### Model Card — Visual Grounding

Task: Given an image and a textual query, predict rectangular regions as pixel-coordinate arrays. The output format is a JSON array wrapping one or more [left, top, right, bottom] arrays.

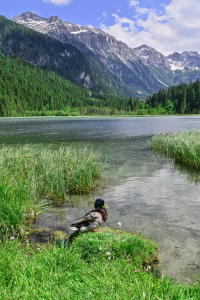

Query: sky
[[1, 0, 200, 55]]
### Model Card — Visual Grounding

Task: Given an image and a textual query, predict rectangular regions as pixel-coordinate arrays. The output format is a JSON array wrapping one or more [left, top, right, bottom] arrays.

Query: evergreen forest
[[0, 53, 131, 117], [146, 79, 200, 114]]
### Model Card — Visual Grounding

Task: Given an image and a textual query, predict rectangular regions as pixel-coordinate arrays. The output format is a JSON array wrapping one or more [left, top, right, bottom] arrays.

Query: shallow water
[[1, 116, 200, 283]]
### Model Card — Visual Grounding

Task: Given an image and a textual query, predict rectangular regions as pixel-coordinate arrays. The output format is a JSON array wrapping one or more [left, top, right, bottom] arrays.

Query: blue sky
[[1, 0, 200, 55]]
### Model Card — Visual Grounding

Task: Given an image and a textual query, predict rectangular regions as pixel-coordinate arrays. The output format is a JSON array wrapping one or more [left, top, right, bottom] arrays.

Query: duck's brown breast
[[98, 207, 108, 222]]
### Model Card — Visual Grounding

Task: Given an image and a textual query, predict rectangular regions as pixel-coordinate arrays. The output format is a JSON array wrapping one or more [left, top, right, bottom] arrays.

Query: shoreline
[[0, 114, 200, 120]]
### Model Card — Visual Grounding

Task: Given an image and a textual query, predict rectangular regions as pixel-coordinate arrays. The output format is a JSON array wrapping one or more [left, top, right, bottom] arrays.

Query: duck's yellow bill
[[103, 204, 109, 208]]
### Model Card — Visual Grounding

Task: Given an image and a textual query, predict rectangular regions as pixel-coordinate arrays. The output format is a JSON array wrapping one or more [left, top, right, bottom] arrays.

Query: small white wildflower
[[117, 222, 121, 227], [108, 256, 111, 260], [89, 238, 93, 241], [106, 233, 109, 235], [99, 246, 102, 250], [10, 236, 15, 241], [37, 248, 40, 250], [148, 265, 151, 270], [105, 251, 111, 256], [143, 292, 146, 298]]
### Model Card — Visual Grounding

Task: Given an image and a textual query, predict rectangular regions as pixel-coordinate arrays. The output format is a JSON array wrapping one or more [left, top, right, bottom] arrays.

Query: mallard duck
[[69, 199, 108, 232]]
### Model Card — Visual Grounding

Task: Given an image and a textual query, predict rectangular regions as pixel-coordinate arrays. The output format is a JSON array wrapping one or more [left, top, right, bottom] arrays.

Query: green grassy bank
[[0, 228, 200, 299], [150, 130, 200, 169], [0, 144, 102, 236]]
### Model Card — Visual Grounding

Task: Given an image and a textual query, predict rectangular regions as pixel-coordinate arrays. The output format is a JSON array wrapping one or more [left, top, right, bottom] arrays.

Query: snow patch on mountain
[[71, 30, 90, 34]]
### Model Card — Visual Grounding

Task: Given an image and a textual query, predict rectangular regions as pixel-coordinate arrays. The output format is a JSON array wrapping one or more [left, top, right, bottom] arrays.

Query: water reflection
[[152, 150, 200, 184]]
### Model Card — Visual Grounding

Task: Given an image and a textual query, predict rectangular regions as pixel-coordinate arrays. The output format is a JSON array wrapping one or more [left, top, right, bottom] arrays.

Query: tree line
[[146, 79, 200, 114]]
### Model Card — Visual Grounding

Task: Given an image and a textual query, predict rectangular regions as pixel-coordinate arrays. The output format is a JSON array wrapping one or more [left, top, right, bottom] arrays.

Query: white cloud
[[135, 7, 149, 15], [146, 0, 156, 7], [103, 11, 108, 18], [87, 24, 93, 28], [43, 0, 72, 6], [101, 14, 137, 43], [101, 0, 200, 55], [32, 10, 40, 15], [129, 0, 139, 6]]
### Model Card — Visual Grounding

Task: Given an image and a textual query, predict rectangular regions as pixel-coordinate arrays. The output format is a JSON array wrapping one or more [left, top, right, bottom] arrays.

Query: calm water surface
[[1, 116, 200, 283]]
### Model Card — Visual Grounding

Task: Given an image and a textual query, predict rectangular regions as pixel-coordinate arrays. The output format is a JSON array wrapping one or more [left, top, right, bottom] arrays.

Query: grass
[[0, 228, 200, 299], [0, 144, 102, 236], [150, 130, 200, 169]]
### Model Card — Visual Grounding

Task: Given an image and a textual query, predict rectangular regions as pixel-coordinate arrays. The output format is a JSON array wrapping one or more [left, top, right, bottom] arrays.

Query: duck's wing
[[70, 210, 101, 227]]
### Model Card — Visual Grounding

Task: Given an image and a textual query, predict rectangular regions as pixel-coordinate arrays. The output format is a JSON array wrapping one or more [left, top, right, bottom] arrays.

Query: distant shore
[[1, 113, 199, 119]]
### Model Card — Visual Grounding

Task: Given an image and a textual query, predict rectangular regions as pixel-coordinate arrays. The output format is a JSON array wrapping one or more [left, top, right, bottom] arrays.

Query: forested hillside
[[146, 79, 200, 114], [0, 15, 120, 95], [0, 53, 130, 117], [2, 39, 200, 117]]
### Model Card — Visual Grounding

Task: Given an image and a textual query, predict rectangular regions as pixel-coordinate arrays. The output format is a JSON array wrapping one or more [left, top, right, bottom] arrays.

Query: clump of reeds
[[150, 130, 200, 169], [0, 144, 102, 235]]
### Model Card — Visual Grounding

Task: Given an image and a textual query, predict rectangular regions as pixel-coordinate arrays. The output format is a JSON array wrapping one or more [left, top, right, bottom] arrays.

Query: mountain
[[10, 12, 200, 98], [0, 15, 96, 90], [12, 12, 172, 98], [0, 15, 125, 96], [134, 45, 170, 68], [166, 51, 200, 70], [134, 45, 200, 85]]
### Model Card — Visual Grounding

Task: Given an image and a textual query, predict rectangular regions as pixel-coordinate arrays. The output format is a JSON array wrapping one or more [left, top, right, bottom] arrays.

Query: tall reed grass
[[150, 130, 200, 169], [0, 144, 102, 236]]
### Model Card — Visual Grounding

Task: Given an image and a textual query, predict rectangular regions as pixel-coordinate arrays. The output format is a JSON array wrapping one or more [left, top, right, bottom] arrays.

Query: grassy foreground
[[0, 228, 200, 299], [150, 130, 200, 169], [0, 144, 102, 236]]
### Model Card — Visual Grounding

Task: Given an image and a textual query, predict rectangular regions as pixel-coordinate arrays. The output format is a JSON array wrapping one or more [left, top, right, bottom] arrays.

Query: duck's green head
[[94, 199, 108, 209]]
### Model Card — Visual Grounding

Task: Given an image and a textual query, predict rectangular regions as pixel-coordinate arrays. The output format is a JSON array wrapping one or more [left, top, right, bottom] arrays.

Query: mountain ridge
[[11, 12, 200, 98], [12, 12, 171, 98]]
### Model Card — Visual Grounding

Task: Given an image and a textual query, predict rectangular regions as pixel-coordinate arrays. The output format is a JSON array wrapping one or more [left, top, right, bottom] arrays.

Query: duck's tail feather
[[69, 226, 79, 231]]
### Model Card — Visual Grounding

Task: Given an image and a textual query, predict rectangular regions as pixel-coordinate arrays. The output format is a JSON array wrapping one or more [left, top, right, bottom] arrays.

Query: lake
[[1, 115, 200, 283]]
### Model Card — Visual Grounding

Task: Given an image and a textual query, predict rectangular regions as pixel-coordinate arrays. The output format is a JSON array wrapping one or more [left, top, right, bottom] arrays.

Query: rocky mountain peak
[[48, 16, 61, 22], [166, 51, 200, 70], [12, 12, 44, 22], [166, 52, 182, 61], [47, 15, 65, 27], [181, 51, 200, 57], [134, 44, 169, 68], [134, 44, 154, 51]]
